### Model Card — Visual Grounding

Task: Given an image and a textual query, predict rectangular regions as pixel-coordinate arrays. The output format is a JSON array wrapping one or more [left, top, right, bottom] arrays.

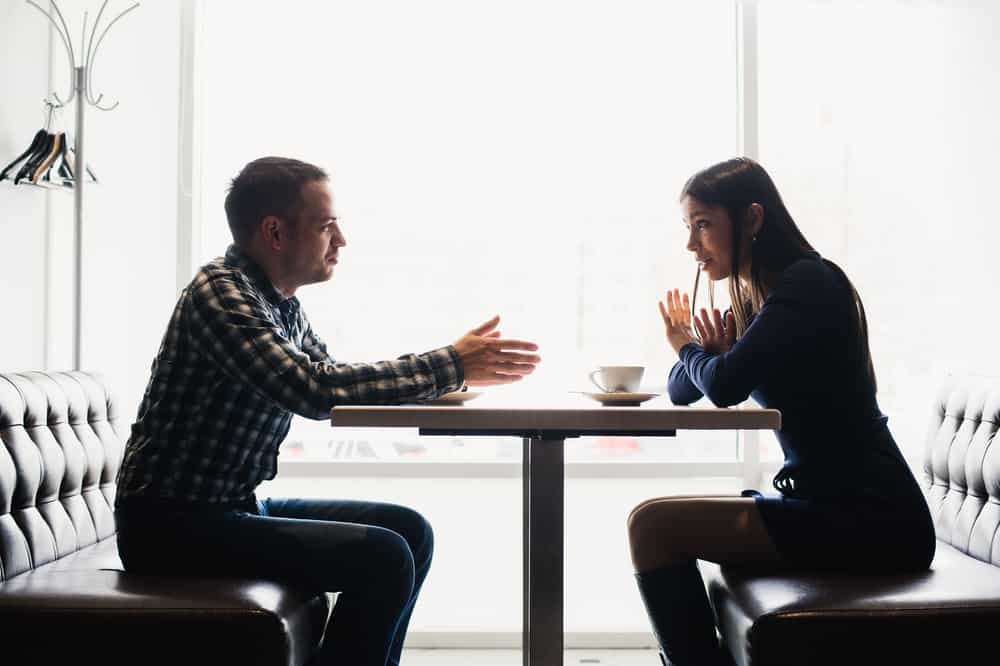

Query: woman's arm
[[668, 360, 704, 405], [681, 265, 825, 407]]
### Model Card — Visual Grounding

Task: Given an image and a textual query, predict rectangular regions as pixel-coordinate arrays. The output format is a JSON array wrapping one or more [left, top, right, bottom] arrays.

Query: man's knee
[[382, 505, 434, 564], [362, 528, 417, 596]]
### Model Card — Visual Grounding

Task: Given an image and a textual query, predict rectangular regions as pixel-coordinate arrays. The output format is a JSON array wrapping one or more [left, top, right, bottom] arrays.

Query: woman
[[628, 158, 934, 666]]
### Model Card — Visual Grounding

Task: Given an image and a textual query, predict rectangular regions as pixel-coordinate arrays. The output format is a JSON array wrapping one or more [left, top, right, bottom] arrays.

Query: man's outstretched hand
[[452, 315, 541, 386]]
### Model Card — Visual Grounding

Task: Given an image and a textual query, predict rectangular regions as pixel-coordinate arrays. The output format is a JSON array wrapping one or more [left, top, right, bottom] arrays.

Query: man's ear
[[260, 215, 284, 250], [748, 203, 764, 238]]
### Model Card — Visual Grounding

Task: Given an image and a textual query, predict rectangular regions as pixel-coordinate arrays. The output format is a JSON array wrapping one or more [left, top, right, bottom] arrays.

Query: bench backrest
[[923, 377, 1000, 566], [0, 371, 123, 581]]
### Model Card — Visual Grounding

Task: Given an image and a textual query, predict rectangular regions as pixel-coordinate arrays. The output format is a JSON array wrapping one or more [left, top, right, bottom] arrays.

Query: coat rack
[[25, 0, 139, 371]]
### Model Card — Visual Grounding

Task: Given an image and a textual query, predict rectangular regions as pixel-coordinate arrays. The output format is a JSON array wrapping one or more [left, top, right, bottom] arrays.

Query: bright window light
[[198, 0, 739, 462]]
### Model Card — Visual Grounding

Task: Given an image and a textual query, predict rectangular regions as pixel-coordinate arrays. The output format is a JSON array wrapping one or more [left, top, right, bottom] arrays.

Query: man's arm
[[301, 315, 332, 363], [186, 273, 463, 419]]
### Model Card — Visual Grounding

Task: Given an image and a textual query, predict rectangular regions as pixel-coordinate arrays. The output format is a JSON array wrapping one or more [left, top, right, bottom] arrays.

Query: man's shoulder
[[187, 256, 253, 296]]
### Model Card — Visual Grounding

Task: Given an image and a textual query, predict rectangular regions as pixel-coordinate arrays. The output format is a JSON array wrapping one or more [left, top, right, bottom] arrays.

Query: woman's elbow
[[704, 385, 749, 408], [667, 384, 699, 406]]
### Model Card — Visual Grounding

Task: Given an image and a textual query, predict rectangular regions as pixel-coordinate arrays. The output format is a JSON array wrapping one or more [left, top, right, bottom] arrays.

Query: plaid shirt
[[116, 244, 463, 505]]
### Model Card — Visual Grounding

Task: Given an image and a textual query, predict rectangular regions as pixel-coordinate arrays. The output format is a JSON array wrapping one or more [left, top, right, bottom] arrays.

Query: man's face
[[283, 180, 346, 288]]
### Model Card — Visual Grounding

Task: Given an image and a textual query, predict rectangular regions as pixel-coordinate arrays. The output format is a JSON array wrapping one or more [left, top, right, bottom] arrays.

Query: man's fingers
[[469, 315, 501, 336], [493, 351, 542, 364], [484, 331, 502, 338], [488, 361, 537, 375], [489, 338, 540, 352], [467, 372, 526, 386]]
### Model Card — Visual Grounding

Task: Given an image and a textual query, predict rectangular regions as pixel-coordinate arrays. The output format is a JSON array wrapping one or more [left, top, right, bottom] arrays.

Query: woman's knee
[[627, 496, 780, 570], [627, 499, 684, 569], [627, 497, 683, 543]]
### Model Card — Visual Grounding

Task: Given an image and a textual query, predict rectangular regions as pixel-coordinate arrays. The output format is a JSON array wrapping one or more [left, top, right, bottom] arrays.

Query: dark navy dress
[[668, 254, 935, 572]]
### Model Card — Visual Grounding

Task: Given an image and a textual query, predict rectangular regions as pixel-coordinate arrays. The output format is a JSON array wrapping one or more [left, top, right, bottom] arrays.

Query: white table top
[[330, 395, 780, 433]]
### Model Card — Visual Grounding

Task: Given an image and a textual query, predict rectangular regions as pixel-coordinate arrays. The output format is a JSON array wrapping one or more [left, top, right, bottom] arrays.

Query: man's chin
[[301, 268, 335, 287]]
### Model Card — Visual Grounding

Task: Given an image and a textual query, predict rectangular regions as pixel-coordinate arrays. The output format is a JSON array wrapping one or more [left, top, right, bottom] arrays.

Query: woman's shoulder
[[770, 253, 844, 302]]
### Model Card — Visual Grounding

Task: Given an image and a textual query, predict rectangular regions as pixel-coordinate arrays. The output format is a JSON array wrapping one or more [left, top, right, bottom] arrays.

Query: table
[[329, 399, 780, 666]]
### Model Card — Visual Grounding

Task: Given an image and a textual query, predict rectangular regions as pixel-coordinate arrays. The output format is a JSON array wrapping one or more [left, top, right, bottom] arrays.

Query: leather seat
[[0, 371, 330, 666], [705, 377, 1000, 666]]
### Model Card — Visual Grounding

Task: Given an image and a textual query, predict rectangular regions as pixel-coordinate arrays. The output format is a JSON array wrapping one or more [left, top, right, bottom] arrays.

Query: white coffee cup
[[589, 365, 644, 393]]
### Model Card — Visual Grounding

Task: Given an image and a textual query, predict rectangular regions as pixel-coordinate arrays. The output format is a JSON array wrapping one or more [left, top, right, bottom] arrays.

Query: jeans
[[115, 496, 434, 666]]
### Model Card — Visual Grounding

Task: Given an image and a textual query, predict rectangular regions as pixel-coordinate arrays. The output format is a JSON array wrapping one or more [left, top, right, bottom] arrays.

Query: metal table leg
[[523, 436, 564, 666]]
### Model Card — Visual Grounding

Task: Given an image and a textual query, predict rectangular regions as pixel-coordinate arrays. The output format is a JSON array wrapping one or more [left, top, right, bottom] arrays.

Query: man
[[114, 156, 541, 666]]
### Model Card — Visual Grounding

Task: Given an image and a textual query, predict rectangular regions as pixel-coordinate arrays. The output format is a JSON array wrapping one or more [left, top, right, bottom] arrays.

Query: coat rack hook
[[26, 0, 76, 108], [26, 0, 139, 112], [44, 100, 57, 131], [86, 1, 140, 110]]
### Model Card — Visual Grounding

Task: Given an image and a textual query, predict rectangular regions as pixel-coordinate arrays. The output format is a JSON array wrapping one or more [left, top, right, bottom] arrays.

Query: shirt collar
[[224, 244, 292, 308]]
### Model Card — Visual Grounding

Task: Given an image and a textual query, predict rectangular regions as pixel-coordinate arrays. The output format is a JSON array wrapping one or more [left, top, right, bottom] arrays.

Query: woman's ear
[[748, 203, 764, 240]]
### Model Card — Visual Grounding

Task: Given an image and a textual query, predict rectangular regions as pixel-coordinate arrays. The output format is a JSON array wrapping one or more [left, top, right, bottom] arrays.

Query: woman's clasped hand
[[658, 288, 736, 355]]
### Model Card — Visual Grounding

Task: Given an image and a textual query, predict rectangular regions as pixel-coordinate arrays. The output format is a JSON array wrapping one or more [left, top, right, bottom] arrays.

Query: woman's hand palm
[[658, 289, 737, 357], [658, 289, 698, 355], [694, 307, 737, 355]]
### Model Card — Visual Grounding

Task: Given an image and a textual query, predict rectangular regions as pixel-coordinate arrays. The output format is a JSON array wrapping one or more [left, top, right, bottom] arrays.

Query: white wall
[[0, 1, 51, 372], [72, 0, 182, 416], [0, 0, 182, 420]]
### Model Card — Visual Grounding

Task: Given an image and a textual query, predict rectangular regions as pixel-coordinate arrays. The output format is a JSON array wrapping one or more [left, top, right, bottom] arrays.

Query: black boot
[[634, 560, 733, 666]]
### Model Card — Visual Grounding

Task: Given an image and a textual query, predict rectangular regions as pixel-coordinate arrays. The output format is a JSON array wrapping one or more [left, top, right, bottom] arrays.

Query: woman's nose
[[685, 232, 698, 253]]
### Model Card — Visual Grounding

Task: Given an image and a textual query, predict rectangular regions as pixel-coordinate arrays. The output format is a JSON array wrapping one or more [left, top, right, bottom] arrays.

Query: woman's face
[[681, 195, 736, 281]]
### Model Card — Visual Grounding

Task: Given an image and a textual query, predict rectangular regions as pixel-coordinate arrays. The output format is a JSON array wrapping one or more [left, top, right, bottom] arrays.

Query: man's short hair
[[224, 157, 329, 245]]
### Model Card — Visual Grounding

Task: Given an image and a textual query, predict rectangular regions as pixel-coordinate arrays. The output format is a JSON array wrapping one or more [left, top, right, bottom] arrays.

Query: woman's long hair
[[681, 157, 876, 390]]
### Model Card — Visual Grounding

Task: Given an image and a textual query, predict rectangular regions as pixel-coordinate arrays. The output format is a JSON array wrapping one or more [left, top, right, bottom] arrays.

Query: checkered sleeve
[[185, 272, 465, 419], [301, 314, 332, 363]]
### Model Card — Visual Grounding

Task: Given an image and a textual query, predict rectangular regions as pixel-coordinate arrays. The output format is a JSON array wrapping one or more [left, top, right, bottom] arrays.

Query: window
[[754, 0, 978, 465], [198, 0, 740, 465]]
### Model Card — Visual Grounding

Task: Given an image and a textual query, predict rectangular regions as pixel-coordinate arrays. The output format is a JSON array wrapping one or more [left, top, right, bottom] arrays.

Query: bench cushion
[[0, 516, 332, 666], [706, 375, 1000, 666], [705, 541, 1000, 665], [923, 377, 1000, 564], [0, 371, 331, 666]]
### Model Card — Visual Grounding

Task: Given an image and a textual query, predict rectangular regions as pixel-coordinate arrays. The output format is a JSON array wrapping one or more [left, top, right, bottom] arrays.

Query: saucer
[[422, 391, 483, 405], [575, 391, 660, 406]]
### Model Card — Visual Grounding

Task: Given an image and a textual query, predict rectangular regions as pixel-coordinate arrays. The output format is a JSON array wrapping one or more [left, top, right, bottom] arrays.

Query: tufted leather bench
[[0, 371, 331, 666], [704, 376, 1000, 665]]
